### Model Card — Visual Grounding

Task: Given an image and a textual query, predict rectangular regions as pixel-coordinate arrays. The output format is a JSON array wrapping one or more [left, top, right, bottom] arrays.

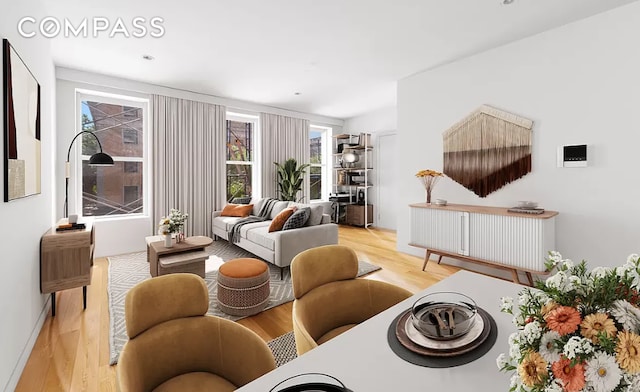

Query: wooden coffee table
[[148, 236, 213, 277]]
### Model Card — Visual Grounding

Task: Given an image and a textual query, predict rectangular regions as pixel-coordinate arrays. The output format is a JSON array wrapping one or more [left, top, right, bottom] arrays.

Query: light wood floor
[[16, 226, 459, 391]]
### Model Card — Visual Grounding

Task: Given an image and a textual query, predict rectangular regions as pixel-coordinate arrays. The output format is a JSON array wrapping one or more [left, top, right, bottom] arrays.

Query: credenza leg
[[51, 293, 56, 317], [422, 250, 432, 271], [83, 286, 87, 310], [510, 269, 520, 285], [525, 272, 534, 287]]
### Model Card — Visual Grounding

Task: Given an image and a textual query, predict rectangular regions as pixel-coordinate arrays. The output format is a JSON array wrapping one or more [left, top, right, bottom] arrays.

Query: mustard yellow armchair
[[291, 245, 412, 355], [118, 273, 276, 392]]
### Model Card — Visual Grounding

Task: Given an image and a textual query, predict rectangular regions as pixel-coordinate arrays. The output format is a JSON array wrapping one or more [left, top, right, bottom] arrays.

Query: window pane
[[82, 101, 143, 158], [226, 163, 252, 201], [82, 160, 143, 216], [226, 120, 252, 162], [310, 165, 322, 200], [310, 131, 322, 164]]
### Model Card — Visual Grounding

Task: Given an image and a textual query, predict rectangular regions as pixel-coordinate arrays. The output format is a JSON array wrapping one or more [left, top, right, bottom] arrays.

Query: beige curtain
[[152, 95, 226, 236], [260, 113, 310, 201]]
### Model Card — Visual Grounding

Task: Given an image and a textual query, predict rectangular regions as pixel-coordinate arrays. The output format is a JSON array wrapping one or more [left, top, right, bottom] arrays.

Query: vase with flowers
[[497, 251, 640, 392], [158, 208, 189, 248], [415, 169, 444, 204]]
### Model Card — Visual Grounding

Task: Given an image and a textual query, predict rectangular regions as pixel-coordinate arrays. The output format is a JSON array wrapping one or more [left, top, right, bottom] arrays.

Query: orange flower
[[551, 357, 586, 392], [580, 313, 617, 343], [517, 351, 548, 387], [545, 306, 582, 336], [616, 331, 640, 373]]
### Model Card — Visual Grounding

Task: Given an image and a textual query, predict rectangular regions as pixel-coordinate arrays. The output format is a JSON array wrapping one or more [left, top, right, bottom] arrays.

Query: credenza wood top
[[409, 203, 559, 219]]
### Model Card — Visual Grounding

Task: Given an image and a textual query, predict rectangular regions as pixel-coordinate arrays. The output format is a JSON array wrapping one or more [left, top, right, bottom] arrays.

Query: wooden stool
[[217, 258, 270, 316], [158, 250, 208, 278]]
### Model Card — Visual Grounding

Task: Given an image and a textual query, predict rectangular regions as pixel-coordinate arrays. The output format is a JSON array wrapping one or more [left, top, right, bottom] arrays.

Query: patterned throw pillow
[[268, 207, 297, 232], [282, 207, 311, 231]]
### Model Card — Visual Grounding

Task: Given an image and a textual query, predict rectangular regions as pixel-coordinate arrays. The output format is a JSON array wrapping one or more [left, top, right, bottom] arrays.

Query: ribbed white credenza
[[409, 203, 558, 285]]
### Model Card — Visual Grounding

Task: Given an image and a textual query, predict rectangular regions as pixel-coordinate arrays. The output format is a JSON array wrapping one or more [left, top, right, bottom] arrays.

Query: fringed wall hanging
[[442, 105, 533, 197]]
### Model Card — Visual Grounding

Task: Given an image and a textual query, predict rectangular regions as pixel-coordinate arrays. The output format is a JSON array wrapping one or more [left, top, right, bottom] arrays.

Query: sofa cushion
[[288, 202, 324, 226], [239, 221, 271, 239], [269, 201, 290, 219], [283, 207, 310, 231], [306, 205, 324, 226], [245, 226, 276, 251], [213, 216, 244, 231], [220, 204, 254, 217], [269, 207, 297, 232], [251, 197, 265, 216]]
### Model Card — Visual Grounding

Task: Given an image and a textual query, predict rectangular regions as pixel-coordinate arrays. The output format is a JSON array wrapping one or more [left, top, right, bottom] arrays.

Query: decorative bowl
[[516, 201, 538, 209], [434, 199, 448, 206], [410, 292, 477, 340]]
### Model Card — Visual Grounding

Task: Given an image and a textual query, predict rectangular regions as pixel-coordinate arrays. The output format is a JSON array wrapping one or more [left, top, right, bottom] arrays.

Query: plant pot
[[164, 234, 173, 248]]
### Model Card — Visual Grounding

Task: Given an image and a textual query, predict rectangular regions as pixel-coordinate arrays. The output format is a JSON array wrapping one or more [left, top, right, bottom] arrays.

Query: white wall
[[397, 2, 640, 270], [0, 0, 56, 390], [56, 70, 344, 257]]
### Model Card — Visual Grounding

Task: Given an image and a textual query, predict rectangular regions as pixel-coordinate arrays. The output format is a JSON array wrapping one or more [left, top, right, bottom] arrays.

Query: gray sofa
[[212, 198, 338, 277]]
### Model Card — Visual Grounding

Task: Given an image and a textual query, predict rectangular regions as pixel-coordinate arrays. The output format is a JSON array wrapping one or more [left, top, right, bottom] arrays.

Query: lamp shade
[[342, 151, 359, 163], [88, 152, 114, 166]]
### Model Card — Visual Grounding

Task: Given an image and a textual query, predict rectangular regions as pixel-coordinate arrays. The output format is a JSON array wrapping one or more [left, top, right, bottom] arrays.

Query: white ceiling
[[46, 0, 637, 119]]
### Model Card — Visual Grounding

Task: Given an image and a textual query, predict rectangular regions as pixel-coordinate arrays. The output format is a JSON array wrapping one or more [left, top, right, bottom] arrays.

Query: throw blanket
[[228, 198, 279, 243]]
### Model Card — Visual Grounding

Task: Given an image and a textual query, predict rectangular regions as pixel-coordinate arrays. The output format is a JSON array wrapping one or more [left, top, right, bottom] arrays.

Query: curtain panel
[[260, 113, 310, 201], [151, 95, 226, 236]]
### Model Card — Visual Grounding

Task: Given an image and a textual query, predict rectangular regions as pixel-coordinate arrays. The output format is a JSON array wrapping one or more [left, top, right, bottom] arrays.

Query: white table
[[237, 270, 522, 391]]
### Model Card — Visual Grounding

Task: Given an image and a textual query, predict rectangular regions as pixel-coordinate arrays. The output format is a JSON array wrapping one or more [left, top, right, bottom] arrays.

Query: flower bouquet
[[497, 252, 640, 392], [415, 169, 444, 204], [158, 208, 189, 235]]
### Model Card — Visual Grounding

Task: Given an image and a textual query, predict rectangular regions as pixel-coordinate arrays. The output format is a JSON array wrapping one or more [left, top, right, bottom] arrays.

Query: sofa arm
[[272, 224, 339, 268], [213, 211, 222, 219]]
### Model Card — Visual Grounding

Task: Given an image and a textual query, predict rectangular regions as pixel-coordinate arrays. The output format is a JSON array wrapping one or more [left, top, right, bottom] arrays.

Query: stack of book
[[56, 222, 86, 231]]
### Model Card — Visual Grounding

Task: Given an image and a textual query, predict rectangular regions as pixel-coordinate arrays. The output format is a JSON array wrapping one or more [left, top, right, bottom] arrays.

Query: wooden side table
[[148, 236, 213, 277], [40, 219, 95, 316]]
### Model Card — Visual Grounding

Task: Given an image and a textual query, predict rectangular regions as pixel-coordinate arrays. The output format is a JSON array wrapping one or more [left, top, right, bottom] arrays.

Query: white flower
[[585, 352, 622, 392], [496, 353, 509, 370], [544, 379, 564, 392], [500, 296, 514, 313], [623, 373, 640, 391], [513, 312, 525, 327], [539, 330, 561, 364], [611, 300, 640, 333], [563, 336, 593, 360], [562, 258, 574, 270], [523, 321, 542, 345], [617, 264, 633, 278], [546, 271, 570, 292], [591, 266, 610, 279], [547, 251, 563, 266], [627, 253, 640, 265], [508, 332, 521, 360]]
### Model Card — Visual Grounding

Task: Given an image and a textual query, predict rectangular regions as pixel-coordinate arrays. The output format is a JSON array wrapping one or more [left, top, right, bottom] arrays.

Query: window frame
[[75, 90, 150, 219], [309, 125, 331, 202], [225, 111, 260, 201]]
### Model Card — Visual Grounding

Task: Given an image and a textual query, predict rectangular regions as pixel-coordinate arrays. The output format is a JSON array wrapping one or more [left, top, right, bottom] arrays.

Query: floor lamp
[[64, 130, 114, 218]]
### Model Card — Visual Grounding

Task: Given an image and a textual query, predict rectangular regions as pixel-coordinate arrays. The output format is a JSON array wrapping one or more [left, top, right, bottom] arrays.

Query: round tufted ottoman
[[217, 258, 271, 316]]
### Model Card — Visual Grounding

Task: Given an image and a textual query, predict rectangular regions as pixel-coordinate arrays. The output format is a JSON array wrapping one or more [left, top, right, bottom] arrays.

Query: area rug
[[107, 241, 381, 364], [268, 331, 297, 367]]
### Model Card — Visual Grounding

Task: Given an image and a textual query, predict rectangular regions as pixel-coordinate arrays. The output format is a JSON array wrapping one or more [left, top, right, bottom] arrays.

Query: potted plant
[[274, 158, 310, 201]]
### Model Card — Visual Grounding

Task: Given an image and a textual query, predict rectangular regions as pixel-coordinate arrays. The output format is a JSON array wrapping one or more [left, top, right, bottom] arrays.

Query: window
[[309, 125, 330, 201], [226, 113, 258, 202], [78, 93, 147, 217]]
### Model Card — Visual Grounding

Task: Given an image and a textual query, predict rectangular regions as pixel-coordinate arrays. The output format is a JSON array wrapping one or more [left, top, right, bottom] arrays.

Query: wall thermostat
[[557, 144, 588, 168]]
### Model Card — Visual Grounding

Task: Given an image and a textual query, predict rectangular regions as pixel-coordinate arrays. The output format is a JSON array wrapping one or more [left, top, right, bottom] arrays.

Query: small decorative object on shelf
[[497, 251, 640, 392], [158, 208, 189, 248], [415, 169, 444, 204]]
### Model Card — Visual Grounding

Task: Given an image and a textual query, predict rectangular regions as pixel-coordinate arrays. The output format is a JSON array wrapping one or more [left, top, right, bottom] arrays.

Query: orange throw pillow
[[268, 207, 297, 232], [220, 204, 254, 217]]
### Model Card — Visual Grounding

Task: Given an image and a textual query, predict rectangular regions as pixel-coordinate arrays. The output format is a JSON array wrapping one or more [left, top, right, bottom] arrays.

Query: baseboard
[[3, 296, 51, 392]]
